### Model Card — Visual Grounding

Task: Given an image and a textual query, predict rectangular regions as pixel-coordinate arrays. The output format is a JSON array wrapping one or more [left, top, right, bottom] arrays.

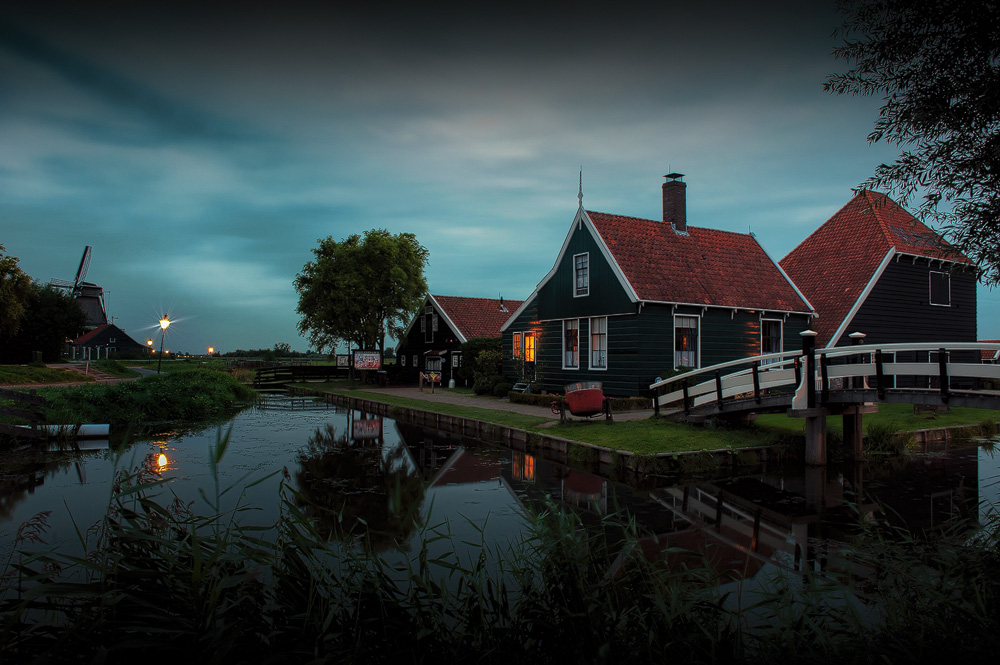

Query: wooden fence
[[0, 387, 46, 440]]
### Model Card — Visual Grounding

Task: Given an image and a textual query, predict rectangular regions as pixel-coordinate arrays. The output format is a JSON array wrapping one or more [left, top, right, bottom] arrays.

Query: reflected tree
[[294, 423, 425, 551]]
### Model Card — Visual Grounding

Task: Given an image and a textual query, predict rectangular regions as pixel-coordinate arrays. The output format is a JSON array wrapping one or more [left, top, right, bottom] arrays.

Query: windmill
[[50, 246, 108, 329]]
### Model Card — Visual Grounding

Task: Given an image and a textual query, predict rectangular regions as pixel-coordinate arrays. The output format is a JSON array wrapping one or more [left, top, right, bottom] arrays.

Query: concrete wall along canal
[[285, 387, 784, 479]]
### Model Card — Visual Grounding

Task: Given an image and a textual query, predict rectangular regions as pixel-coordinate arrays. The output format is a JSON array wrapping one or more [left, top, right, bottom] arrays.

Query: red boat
[[551, 381, 613, 422]]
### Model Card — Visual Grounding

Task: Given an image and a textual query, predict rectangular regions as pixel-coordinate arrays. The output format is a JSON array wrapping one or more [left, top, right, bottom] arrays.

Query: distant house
[[396, 295, 523, 386], [780, 190, 977, 347], [500, 174, 815, 397], [69, 323, 147, 360], [780, 190, 978, 386]]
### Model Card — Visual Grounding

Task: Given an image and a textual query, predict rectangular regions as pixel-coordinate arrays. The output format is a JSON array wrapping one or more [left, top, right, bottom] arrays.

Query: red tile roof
[[981, 340, 1000, 362], [73, 324, 112, 344], [780, 191, 970, 347], [432, 295, 523, 341], [586, 211, 811, 313]]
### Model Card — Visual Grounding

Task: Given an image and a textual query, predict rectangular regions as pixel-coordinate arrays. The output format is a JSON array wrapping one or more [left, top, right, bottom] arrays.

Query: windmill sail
[[50, 246, 107, 328]]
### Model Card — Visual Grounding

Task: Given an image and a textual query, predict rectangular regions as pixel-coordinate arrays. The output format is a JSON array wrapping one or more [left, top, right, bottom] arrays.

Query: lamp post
[[157, 315, 171, 374]]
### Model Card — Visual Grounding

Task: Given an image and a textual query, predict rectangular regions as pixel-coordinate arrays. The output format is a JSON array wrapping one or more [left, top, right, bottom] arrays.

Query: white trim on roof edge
[[828, 247, 896, 348], [428, 295, 468, 344], [501, 208, 639, 332], [750, 233, 817, 315]]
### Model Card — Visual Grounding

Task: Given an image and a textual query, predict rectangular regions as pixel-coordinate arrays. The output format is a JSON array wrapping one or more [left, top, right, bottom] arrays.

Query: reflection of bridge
[[650, 339, 1000, 464]]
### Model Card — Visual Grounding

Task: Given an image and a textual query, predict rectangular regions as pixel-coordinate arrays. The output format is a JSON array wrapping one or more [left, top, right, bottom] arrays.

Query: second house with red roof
[[500, 174, 816, 397], [396, 294, 523, 387]]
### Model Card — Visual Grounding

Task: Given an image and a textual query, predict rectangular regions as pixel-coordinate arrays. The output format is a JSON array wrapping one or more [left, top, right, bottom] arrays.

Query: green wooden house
[[501, 174, 815, 397]]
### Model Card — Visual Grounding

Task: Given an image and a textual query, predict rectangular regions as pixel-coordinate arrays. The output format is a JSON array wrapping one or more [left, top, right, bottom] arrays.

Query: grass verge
[[308, 384, 796, 455]]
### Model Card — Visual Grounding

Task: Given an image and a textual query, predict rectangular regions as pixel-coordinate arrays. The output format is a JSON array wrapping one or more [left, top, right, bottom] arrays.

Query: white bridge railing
[[650, 342, 1000, 414]]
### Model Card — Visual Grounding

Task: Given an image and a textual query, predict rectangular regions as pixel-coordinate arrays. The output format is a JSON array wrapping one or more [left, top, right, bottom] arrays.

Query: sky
[[2, 2, 997, 354]]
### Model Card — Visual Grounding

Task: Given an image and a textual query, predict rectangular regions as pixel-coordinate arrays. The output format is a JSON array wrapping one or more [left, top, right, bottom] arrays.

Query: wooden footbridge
[[650, 336, 1000, 465]]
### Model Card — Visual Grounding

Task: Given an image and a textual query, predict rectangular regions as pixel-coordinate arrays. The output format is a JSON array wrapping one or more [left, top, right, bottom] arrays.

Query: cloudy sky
[[2, 2, 996, 354]]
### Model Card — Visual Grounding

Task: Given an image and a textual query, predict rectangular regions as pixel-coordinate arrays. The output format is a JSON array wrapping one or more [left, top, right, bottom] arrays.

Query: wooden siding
[[842, 259, 977, 346], [397, 300, 464, 385], [536, 221, 634, 319], [504, 300, 813, 397]]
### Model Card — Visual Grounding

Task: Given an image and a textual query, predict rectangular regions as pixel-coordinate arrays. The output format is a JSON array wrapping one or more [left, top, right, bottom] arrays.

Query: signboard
[[353, 351, 381, 370], [336, 354, 349, 368]]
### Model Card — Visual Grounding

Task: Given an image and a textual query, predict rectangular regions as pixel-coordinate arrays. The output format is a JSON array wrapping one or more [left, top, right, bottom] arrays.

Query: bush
[[492, 382, 513, 398]]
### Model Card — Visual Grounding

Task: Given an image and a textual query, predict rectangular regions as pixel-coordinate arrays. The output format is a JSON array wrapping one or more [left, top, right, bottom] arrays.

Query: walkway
[[326, 384, 656, 424]]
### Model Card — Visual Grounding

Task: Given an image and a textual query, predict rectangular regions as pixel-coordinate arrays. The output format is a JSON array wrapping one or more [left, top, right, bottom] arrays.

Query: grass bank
[[299, 381, 1000, 455], [30, 368, 257, 433], [0, 365, 92, 385], [308, 383, 795, 454]]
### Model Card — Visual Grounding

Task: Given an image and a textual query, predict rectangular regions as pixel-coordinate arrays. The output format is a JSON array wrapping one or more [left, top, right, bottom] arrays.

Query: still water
[[1, 393, 999, 578]]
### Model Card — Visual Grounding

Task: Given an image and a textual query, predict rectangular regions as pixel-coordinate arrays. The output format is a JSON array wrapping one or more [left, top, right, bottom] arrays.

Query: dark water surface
[[2, 393, 998, 575]]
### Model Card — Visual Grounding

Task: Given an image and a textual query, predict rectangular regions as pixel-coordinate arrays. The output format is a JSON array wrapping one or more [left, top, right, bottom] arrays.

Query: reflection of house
[[780, 191, 977, 348], [69, 323, 147, 360], [396, 295, 523, 386], [501, 174, 814, 396]]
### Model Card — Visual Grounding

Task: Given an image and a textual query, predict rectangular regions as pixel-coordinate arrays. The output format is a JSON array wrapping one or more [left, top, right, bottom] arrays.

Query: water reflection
[[0, 393, 997, 587], [295, 418, 426, 550]]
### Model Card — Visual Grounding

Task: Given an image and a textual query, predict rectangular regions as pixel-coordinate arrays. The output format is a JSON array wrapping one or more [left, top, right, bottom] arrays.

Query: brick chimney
[[662, 173, 686, 232]]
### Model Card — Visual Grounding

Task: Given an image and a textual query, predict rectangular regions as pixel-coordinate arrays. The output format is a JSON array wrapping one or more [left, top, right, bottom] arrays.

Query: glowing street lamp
[[207, 346, 214, 356], [157, 314, 171, 374]]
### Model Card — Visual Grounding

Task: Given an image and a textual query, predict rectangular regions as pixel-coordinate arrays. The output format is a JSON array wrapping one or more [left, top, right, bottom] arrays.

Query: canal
[[1, 392, 998, 582]]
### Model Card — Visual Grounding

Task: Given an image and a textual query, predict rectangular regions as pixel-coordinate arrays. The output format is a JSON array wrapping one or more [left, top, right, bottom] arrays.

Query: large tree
[[0, 244, 32, 340], [825, 0, 1000, 283], [0, 282, 88, 363], [294, 229, 428, 358]]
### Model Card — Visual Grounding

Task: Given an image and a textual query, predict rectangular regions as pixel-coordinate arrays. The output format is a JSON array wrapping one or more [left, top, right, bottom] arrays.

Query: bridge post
[[794, 331, 828, 465], [842, 405, 864, 460]]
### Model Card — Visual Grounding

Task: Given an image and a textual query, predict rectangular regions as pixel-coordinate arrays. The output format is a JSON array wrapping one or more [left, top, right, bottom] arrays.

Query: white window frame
[[573, 252, 589, 297], [760, 318, 783, 365], [523, 332, 536, 363], [929, 270, 951, 306], [401, 355, 406, 367], [563, 318, 580, 369], [673, 314, 700, 370], [589, 316, 608, 370], [451, 354, 460, 368]]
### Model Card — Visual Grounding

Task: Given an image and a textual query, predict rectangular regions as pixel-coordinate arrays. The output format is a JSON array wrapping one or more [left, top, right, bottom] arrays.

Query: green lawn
[[0, 364, 93, 385], [310, 384, 795, 454], [755, 402, 1000, 435]]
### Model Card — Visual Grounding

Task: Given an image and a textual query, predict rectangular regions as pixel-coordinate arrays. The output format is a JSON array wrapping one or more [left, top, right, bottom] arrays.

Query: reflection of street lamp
[[157, 314, 171, 374]]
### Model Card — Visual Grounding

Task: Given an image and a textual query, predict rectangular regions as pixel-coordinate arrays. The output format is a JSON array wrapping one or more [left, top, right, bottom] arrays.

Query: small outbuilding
[[69, 323, 148, 360], [396, 295, 523, 386]]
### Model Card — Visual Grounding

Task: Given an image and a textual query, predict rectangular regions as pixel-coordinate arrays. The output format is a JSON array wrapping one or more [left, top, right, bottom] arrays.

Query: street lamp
[[157, 314, 171, 374], [207, 346, 214, 356]]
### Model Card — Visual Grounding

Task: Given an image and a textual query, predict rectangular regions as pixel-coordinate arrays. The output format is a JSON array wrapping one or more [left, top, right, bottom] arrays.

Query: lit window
[[524, 332, 536, 362], [590, 317, 607, 369], [564, 319, 579, 369], [674, 315, 699, 369], [513, 332, 522, 359], [929, 271, 950, 306], [574, 253, 589, 297]]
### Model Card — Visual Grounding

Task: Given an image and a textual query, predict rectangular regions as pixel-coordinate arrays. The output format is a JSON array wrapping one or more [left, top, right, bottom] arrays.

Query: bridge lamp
[[157, 315, 171, 374]]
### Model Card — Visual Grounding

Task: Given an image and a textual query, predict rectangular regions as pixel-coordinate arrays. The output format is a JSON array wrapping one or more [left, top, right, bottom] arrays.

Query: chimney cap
[[664, 173, 684, 181]]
